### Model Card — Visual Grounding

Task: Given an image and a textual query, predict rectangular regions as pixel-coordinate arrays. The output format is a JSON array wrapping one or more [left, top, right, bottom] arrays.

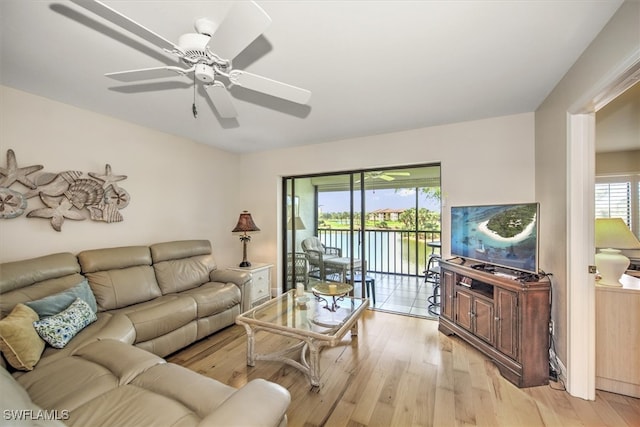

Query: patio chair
[[287, 252, 310, 288], [301, 236, 341, 281]]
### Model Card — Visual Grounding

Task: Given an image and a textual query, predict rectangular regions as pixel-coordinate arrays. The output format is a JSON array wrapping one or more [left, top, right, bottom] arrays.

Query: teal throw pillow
[[33, 298, 97, 349], [25, 279, 97, 318]]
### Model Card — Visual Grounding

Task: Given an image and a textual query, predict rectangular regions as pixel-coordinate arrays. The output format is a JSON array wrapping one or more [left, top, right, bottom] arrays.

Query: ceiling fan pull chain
[[192, 76, 198, 118]]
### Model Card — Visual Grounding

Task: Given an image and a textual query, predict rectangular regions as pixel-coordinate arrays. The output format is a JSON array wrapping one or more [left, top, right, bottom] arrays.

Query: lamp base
[[239, 261, 251, 267], [595, 248, 629, 287]]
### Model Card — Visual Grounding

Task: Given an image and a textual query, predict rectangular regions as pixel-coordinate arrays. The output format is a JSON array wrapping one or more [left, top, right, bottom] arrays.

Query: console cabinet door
[[441, 270, 455, 320], [455, 289, 473, 331], [473, 297, 495, 344], [495, 288, 518, 360]]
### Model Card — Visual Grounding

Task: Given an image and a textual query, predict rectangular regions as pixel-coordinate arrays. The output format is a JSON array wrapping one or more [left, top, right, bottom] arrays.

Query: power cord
[[541, 271, 566, 391]]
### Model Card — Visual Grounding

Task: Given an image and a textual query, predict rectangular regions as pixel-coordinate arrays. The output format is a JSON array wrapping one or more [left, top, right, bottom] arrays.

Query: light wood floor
[[168, 310, 640, 427]]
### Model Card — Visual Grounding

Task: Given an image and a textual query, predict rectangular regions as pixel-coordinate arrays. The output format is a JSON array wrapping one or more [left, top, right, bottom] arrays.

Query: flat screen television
[[450, 203, 539, 275]]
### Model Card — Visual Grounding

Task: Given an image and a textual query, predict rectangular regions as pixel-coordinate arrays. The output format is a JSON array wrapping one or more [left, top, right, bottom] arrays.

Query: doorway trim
[[566, 48, 640, 399]]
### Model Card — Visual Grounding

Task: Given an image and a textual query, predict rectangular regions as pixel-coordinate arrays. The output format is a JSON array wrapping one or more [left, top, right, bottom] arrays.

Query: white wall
[[238, 112, 536, 283], [0, 86, 241, 266], [596, 149, 640, 175], [0, 88, 536, 302], [535, 0, 640, 392]]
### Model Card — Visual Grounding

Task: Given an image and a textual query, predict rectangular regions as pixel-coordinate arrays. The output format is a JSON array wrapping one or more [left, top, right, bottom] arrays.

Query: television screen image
[[450, 203, 539, 274]]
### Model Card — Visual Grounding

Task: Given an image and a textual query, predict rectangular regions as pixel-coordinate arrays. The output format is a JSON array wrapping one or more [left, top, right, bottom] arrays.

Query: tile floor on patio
[[345, 273, 438, 319]]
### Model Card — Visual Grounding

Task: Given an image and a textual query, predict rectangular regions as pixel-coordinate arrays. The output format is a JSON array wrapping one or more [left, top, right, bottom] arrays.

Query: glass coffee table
[[235, 287, 369, 387]]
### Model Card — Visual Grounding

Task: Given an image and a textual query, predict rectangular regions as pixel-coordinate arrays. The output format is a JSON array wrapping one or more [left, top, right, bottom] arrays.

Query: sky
[[318, 188, 440, 214]]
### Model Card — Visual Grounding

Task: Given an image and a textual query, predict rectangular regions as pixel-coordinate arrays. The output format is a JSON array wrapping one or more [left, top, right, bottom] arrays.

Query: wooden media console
[[438, 259, 551, 388]]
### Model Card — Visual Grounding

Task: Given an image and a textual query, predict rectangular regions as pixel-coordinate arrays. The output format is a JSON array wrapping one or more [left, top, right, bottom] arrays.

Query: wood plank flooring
[[167, 310, 640, 427]]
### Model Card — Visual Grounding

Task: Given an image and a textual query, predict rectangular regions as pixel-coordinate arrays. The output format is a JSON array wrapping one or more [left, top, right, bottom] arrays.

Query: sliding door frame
[[282, 163, 441, 296]]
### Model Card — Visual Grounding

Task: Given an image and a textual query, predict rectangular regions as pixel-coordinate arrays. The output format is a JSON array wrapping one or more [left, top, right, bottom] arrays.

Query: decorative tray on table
[[311, 282, 353, 296], [311, 283, 353, 312]]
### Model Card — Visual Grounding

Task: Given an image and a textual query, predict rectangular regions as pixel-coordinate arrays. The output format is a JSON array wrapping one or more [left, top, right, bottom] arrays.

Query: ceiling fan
[[69, 0, 312, 118], [364, 171, 411, 182]]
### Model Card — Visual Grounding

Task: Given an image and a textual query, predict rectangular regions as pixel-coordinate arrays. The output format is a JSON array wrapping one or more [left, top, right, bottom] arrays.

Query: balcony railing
[[317, 228, 441, 277]]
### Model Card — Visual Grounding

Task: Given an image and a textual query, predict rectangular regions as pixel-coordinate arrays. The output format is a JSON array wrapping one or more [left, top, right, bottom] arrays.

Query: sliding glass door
[[283, 164, 441, 296]]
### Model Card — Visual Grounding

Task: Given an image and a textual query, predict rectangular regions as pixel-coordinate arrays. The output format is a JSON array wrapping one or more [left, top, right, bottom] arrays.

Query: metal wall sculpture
[[0, 149, 129, 231]]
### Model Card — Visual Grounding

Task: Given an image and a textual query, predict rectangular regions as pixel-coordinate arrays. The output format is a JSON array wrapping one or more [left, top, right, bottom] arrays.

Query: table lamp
[[594, 218, 640, 286], [232, 211, 260, 267], [287, 216, 306, 230]]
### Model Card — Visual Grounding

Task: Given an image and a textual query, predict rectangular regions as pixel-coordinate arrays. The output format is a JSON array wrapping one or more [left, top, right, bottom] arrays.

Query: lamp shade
[[595, 218, 640, 249], [287, 216, 306, 230], [232, 211, 260, 233], [594, 218, 640, 286]]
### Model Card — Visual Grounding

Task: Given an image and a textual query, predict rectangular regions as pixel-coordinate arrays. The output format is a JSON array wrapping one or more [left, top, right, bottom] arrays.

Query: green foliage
[[399, 208, 441, 231], [318, 186, 442, 231]]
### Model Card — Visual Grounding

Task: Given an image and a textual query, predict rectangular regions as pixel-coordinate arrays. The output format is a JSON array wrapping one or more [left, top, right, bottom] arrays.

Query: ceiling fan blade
[[105, 66, 191, 82], [228, 70, 311, 104], [387, 172, 411, 176], [69, 0, 183, 55], [380, 175, 395, 182], [204, 82, 238, 118], [205, 1, 271, 60]]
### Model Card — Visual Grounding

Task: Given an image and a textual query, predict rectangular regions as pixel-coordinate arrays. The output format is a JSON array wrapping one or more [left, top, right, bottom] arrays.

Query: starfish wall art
[[0, 149, 129, 231]]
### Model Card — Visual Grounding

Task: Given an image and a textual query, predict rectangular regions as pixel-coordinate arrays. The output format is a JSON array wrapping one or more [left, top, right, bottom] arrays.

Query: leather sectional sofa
[[0, 240, 290, 426]]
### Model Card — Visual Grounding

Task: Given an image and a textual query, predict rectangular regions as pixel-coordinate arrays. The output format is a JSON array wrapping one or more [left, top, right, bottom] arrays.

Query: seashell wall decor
[[0, 149, 129, 231]]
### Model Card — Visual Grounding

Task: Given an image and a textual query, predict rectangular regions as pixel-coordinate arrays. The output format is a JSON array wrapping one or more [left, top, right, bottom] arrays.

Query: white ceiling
[[0, 0, 625, 154]]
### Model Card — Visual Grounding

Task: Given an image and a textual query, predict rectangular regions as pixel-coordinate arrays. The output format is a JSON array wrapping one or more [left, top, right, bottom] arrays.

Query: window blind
[[595, 173, 640, 239], [595, 181, 631, 226]]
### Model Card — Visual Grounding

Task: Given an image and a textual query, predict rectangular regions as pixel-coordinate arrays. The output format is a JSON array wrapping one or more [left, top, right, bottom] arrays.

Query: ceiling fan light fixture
[[194, 17, 218, 37], [194, 64, 215, 83]]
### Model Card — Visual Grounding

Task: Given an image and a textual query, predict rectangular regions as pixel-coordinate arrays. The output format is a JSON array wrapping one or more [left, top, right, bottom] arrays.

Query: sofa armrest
[[210, 269, 250, 288], [210, 269, 252, 312], [198, 379, 290, 427]]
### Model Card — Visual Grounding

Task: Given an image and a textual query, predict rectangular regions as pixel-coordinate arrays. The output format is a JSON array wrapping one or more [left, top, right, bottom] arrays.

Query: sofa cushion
[[153, 255, 217, 294], [0, 252, 80, 294], [36, 312, 136, 368], [60, 343, 235, 426], [150, 240, 213, 264], [34, 299, 97, 349], [131, 363, 236, 418], [17, 340, 164, 413], [0, 366, 67, 427], [111, 295, 197, 343], [151, 240, 217, 294], [84, 266, 161, 311], [77, 245, 152, 273], [67, 383, 201, 427], [180, 282, 242, 318], [78, 245, 162, 311], [0, 252, 84, 318], [0, 304, 44, 370], [25, 279, 97, 318], [12, 337, 291, 427]]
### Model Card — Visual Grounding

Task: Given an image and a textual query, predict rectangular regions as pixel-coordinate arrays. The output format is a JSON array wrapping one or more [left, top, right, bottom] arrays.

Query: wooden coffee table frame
[[236, 289, 369, 387]]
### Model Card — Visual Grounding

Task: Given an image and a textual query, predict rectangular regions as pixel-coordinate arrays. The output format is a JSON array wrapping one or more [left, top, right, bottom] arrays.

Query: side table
[[228, 263, 273, 308], [596, 274, 640, 397]]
